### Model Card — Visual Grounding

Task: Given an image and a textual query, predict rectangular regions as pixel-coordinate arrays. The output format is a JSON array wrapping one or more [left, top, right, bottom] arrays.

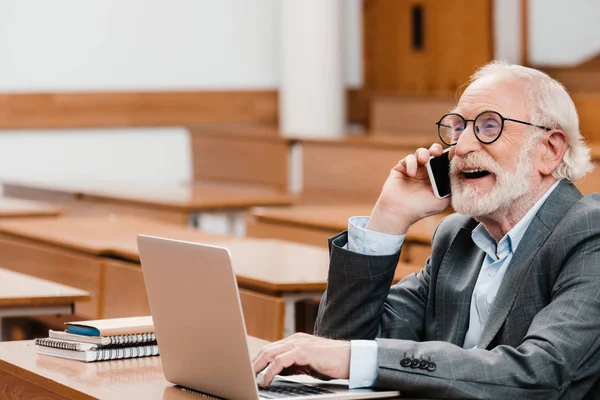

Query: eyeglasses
[[435, 110, 552, 146]]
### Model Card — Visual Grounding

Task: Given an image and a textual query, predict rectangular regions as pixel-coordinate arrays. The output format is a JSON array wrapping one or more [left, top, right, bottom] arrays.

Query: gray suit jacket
[[315, 181, 600, 399]]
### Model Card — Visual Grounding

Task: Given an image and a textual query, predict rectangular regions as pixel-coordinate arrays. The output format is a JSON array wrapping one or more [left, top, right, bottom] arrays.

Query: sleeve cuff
[[345, 216, 406, 256], [349, 340, 379, 389]]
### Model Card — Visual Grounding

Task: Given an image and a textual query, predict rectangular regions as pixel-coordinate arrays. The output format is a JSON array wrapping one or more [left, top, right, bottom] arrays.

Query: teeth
[[463, 169, 483, 173]]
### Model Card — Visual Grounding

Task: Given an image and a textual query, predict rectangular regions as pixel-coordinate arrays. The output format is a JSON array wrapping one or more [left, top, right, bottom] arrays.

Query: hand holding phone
[[426, 148, 451, 199]]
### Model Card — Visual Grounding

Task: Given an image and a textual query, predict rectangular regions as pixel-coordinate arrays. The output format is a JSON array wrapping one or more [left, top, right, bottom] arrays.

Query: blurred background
[[0, 0, 597, 186], [0, 0, 599, 342]]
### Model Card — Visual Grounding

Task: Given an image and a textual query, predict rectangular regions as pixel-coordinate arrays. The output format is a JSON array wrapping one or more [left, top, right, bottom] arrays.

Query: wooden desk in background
[[0, 215, 228, 321], [0, 337, 268, 400], [248, 204, 447, 265], [0, 268, 90, 340], [0, 216, 422, 341], [0, 197, 63, 218], [2, 180, 292, 231]]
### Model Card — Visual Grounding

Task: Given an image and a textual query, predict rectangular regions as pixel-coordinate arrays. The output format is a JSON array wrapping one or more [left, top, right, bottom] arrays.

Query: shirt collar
[[471, 179, 562, 261]]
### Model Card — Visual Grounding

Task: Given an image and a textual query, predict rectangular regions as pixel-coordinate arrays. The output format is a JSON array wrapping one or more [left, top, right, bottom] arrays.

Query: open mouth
[[461, 169, 491, 179]]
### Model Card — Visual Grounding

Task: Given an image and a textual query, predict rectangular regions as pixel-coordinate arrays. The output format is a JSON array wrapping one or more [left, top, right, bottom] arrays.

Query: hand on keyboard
[[252, 333, 351, 388]]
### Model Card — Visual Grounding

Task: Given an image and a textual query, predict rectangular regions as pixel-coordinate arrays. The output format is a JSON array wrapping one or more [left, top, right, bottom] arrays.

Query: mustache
[[450, 152, 502, 177]]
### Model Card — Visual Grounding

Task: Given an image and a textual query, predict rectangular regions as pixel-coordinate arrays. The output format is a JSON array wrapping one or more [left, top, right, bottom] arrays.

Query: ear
[[537, 130, 567, 176]]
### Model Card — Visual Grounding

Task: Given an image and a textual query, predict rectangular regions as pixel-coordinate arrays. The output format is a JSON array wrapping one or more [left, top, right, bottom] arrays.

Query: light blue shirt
[[346, 180, 561, 388]]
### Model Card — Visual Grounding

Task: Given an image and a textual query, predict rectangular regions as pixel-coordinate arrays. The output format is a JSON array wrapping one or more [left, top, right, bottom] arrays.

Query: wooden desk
[[0, 216, 228, 320], [0, 337, 268, 400], [248, 204, 448, 265], [3, 180, 292, 230], [0, 197, 63, 218], [0, 268, 90, 340], [0, 216, 422, 340]]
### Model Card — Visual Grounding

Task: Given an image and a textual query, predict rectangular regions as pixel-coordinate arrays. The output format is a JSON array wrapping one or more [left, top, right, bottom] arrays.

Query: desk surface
[[0, 197, 63, 218], [0, 268, 90, 307], [0, 215, 230, 257], [252, 204, 448, 244], [3, 180, 292, 212], [0, 216, 421, 293], [0, 337, 268, 400]]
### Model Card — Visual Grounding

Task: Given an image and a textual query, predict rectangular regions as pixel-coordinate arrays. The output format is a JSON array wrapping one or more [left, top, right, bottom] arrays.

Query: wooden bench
[[0, 268, 90, 340], [0, 215, 422, 341], [297, 136, 433, 204], [3, 180, 292, 230], [370, 95, 456, 137], [188, 125, 294, 193], [0, 197, 64, 218], [248, 204, 446, 265]]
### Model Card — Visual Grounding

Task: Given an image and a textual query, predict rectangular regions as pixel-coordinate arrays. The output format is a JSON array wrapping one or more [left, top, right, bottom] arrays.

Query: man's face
[[449, 75, 540, 217]]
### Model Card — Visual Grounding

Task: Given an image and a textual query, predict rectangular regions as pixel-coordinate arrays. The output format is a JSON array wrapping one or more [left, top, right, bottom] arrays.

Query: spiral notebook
[[38, 343, 159, 362], [36, 337, 157, 351], [48, 329, 156, 346]]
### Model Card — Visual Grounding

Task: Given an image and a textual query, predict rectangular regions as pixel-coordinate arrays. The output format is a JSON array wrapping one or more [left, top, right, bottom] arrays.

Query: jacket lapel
[[436, 222, 484, 346], [477, 180, 582, 348]]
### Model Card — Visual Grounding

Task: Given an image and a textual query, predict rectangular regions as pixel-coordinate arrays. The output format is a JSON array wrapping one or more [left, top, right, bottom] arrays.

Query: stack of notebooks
[[35, 316, 159, 362]]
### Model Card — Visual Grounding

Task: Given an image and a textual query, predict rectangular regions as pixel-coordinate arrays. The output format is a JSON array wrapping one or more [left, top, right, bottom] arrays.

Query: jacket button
[[400, 358, 411, 367], [410, 358, 420, 368], [427, 362, 437, 372], [418, 359, 429, 369]]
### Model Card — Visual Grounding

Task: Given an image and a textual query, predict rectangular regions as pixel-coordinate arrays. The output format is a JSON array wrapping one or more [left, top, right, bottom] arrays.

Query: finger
[[253, 342, 294, 375], [261, 347, 307, 387], [404, 154, 418, 177], [415, 148, 430, 165], [429, 142, 443, 156], [392, 158, 407, 174]]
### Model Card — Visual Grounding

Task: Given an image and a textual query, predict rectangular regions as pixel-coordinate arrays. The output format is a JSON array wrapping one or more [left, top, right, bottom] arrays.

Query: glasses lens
[[474, 112, 502, 142], [438, 114, 465, 144]]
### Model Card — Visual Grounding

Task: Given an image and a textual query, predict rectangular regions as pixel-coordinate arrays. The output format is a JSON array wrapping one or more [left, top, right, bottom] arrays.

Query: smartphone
[[426, 148, 451, 199]]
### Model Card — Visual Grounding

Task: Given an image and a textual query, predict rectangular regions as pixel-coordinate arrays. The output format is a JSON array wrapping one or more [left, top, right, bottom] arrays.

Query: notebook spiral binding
[[35, 338, 80, 351], [92, 345, 159, 361], [107, 332, 156, 345]]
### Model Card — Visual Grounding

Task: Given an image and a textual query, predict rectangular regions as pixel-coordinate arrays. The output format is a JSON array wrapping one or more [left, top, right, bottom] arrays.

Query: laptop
[[138, 235, 401, 400]]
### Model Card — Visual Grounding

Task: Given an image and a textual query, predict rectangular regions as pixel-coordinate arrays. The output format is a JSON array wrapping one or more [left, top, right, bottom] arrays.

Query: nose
[[453, 122, 482, 157]]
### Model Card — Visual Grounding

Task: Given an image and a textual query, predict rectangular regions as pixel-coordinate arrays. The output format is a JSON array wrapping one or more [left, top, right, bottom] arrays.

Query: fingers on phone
[[429, 143, 443, 156]]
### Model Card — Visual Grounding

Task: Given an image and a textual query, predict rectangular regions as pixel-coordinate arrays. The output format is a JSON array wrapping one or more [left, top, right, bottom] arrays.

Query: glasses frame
[[435, 110, 552, 146]]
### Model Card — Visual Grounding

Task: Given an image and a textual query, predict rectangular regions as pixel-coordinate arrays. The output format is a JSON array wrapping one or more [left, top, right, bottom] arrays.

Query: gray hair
[[469, 60, 593, 182]]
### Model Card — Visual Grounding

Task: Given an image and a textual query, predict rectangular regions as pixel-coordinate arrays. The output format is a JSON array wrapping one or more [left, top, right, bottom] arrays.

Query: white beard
[[450, 141, 535, 217]]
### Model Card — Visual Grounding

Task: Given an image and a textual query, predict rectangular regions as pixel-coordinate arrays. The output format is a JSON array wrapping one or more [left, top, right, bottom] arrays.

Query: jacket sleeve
[[371, 209, 600, 399], [314, 231, 431, 342]]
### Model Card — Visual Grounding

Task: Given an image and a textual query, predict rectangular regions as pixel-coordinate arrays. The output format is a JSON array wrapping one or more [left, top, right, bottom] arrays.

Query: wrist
[[365, 205, 412, 235]]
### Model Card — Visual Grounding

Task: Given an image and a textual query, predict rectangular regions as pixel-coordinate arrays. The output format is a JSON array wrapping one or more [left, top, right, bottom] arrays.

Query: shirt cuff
[[349, 340, 378, 389], [345, 216, 406, 256]]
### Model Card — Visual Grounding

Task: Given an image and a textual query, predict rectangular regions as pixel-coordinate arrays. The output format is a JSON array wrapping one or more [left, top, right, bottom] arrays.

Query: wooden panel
[[101, 260, 150, 319], [239, 289, 285, 342], [572, 93, 600, 142], [0, 91, 278, 129], [371, 95, 456, 136], [363, 0, 493, 95], [0, 235, 102, 318], [0, 90, 366, 130], [300, 137, 431, 203], [78, 198, 189, 226], [0, 369, 70, 400], [190, 129, 290, 191], [541, 55, 600, 92], [246, 219, 334, 248]]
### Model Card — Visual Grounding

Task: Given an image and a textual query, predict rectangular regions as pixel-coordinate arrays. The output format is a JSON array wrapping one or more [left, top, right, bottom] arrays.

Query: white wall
[[495, 0, 600, 66], [0, 0, 362, 187], [529, 0, 600, 66]]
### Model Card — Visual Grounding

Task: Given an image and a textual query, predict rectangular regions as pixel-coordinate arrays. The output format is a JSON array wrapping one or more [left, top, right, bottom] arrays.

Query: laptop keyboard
[[258, 379, 335, 398]]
